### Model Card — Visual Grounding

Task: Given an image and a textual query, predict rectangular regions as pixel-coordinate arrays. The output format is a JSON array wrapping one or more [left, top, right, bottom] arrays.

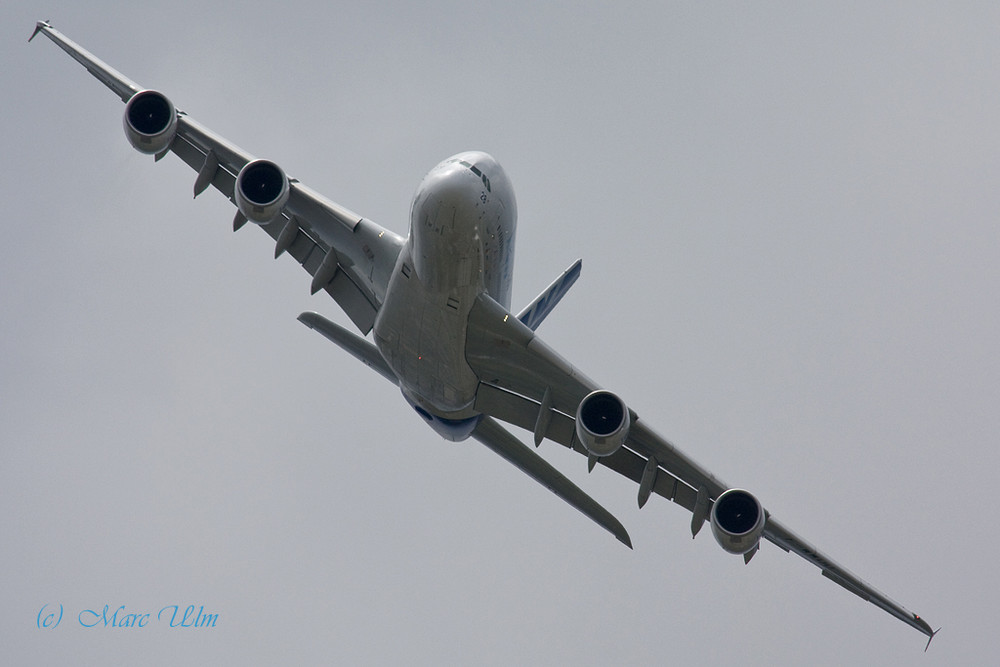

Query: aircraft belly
[[374, 152, 516, 418], [374, 252, 480, 414]]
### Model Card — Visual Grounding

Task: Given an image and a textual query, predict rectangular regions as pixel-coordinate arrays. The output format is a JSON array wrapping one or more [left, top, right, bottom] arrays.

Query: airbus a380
[[31, 21, 936, 645]]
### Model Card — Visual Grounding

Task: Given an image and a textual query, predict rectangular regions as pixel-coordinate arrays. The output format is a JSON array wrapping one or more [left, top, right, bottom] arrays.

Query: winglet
[[923, 624, 941, 652], [29, 20, 51, 43]]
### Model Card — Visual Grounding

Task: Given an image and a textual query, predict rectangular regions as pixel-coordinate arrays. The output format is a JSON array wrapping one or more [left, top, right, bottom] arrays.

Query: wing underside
[[466, 292, 936, 642], [31, 20, 403, 334]]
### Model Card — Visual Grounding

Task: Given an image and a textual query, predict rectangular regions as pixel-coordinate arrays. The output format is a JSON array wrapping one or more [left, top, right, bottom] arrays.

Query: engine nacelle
[[235, 159, 290, 224], [575, 390, 630, 457], [710, 488, 766, 555], [123, 90, 177, 155]]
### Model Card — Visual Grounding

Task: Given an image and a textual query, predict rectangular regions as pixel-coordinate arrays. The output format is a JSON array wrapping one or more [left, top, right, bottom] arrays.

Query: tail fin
[[516, 259, 582, 331]]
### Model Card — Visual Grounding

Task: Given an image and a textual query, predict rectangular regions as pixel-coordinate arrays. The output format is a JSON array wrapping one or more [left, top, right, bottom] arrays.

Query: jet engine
[[575, 390, 630, 457], [123, 90, 177, 155], [710, 488, 766, 555], [235, 159, 290, 223]]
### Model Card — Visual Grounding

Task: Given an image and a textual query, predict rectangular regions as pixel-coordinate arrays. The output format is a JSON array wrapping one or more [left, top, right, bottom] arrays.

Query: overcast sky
[[3, 2, 997, 664]]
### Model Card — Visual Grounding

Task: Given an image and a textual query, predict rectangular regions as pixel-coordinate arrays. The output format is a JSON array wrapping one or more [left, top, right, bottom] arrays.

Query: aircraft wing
[[31, 21, 404, 334], [466, 293, 936, 644]]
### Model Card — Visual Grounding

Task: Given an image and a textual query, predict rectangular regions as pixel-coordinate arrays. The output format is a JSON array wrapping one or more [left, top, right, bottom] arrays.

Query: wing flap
[[474, 382, 700, 514], [627, 422, 729, 503], [474, 381, 576, 445], [173, 116, 250, 191]]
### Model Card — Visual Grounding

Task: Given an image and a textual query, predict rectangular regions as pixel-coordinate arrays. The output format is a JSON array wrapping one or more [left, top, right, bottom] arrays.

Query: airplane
[[30, 21, 936, 646]]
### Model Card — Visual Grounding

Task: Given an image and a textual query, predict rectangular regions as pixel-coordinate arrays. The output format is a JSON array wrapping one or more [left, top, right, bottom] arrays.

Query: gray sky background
[[2, 2, 997, 664]]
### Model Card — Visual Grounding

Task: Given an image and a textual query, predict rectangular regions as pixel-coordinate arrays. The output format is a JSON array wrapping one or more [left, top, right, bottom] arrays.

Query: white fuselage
[[373, 152, 516, 438]]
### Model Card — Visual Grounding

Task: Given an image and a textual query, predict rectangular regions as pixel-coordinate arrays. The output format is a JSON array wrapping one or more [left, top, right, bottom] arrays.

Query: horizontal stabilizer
[[297, 311, 398, 385], [471, 416, 632, 549], [517, 259, 582, 331]]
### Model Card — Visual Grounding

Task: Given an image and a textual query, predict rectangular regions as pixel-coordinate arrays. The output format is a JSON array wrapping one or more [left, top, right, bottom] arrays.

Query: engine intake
[[123, 90, 177, 155], [710, 488, 765, 555], [575, 390, 630, 457], [235, 159, 290, 223]]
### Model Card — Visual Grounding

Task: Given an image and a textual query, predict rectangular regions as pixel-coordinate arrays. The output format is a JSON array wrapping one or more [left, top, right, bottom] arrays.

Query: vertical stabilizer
[[516, 259, 582, 331]]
